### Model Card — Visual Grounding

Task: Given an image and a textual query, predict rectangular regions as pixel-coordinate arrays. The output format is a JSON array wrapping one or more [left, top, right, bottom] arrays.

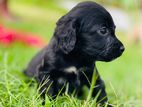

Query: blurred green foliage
[[96, 0, 139, 9], [10, 0, 141, 10], [77, 0, 141, 10]]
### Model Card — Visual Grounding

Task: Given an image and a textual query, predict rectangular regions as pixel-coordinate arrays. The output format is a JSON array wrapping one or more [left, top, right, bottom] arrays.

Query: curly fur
[[24, 1, 124, 106]]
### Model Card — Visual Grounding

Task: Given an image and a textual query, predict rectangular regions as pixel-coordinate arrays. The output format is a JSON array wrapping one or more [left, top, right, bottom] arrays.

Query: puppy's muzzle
[[101, 39, 125, 62], [114, 40, 125, 56]]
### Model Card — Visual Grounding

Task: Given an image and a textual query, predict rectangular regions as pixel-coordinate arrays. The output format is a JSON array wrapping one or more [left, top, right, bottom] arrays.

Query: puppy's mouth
[[102, 53, 122, 62], [97, 47, 124, 62]]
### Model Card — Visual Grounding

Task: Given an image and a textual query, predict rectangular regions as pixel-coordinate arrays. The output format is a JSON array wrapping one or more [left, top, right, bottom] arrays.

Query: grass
[[0, 1, 142, 107]]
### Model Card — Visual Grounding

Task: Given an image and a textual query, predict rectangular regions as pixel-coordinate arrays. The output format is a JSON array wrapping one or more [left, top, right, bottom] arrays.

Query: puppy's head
[[54, 1, 124, 62]]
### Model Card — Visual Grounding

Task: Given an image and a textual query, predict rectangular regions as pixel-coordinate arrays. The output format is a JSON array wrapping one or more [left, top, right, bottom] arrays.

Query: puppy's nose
[[120, 46, 125, 53]]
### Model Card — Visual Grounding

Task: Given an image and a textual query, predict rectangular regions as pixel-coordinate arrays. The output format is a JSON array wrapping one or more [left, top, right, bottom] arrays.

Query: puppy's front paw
[[97, 103, 113, 107], [106, 104, 113, 107]]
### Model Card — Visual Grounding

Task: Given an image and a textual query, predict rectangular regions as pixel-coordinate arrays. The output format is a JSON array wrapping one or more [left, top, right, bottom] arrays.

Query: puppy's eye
[[97, 27, 108, 36]]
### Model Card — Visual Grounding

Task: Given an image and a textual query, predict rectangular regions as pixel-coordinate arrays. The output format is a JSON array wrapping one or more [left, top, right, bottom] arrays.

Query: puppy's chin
[[96, 52, 123, 62], [97, 56, 117, 62]]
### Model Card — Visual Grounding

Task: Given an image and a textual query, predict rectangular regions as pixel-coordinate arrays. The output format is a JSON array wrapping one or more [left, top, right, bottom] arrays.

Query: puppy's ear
[[54, 16, 78, 54]]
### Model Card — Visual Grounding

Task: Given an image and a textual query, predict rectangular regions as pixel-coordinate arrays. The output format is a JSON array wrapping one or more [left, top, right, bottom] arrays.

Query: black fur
[[24, 1, 124, 106]]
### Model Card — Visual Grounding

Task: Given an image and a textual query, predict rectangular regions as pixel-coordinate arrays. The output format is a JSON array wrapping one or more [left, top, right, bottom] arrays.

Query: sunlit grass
[[0, 44, 142, 106]]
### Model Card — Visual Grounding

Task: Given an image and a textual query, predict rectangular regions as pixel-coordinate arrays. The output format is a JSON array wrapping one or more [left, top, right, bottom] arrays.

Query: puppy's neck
[[65, 51, 95, 66]]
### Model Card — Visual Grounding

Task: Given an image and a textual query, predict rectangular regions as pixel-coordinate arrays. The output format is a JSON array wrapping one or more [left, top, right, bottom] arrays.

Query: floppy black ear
[[54, 16, 77, 54]]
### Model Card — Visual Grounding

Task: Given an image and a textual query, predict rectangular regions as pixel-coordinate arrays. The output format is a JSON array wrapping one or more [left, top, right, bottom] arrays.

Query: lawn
[[0, 1, 142, 107]]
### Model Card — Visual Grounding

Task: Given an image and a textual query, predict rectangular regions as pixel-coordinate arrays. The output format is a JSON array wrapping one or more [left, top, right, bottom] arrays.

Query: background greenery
[[0, 0, 142, 107]]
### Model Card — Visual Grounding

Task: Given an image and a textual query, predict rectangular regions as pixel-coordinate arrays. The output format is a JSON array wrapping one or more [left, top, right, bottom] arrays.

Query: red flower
[[0, 26, 46, 48]]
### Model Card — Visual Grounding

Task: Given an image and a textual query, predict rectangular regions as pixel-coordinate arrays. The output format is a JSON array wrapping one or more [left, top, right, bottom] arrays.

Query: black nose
[[120, 46, 125, 53]]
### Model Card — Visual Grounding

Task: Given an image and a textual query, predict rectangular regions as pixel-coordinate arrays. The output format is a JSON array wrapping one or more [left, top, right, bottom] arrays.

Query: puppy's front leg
[[83, 69, 111, 107], [37, 65, 56, 104], [92, 76, 109, 106]]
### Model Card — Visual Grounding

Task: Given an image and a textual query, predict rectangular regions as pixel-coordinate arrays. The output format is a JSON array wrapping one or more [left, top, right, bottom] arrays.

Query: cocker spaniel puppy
[[24, 1, 124, 106]]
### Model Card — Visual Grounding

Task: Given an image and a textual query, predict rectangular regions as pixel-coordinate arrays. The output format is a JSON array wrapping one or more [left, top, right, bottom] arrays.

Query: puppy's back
[[24, 46, 48, 77]]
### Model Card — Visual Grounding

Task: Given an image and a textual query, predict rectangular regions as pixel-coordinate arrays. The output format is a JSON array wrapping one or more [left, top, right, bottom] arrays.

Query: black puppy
[[24, 1, 124, 106]]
